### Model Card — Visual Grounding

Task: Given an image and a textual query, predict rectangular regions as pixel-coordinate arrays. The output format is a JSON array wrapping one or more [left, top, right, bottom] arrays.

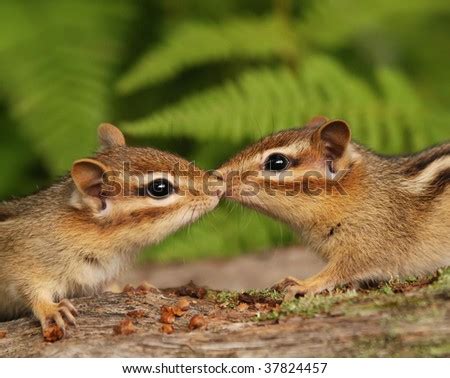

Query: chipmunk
[[217, 116, 450, 299], [0, 124, 223, 338]]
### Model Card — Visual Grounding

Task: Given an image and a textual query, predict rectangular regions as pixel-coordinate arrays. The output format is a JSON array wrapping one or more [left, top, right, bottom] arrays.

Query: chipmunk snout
[[215, 186, 225, 198], [212, 175, 226, 198]]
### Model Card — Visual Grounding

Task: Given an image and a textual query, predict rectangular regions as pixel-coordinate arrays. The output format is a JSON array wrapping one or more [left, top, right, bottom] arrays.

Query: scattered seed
[[113, 318, 136, 335], [160, 324, 174, 334], [160, 306, 175, 324], [177, 298, 190, 311], [175, 281, 207, 299], [255, 303, 270, 311], [236, 303, 249, 312], [43, 324, 64, 342], [188, 315, 205, 330], [172, 307, 186, 317]]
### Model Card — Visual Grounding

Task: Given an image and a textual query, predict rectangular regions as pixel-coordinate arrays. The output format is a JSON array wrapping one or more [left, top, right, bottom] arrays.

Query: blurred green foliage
[[0, 0, 449, 263]]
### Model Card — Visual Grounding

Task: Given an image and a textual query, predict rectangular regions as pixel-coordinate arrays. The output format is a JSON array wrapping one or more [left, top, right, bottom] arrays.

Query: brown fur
[[0, 124, 222, 339], [218, 117, 450, 298]]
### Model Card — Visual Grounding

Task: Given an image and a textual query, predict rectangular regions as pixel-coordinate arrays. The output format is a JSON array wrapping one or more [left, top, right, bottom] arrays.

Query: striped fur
[[218, 118, 449, 297], [0, 124, 222, 338]]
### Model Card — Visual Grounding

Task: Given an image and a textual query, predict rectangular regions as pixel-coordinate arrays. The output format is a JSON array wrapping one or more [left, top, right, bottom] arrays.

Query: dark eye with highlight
[[264, 153, 290, 171], [145, 178, 175, 199]]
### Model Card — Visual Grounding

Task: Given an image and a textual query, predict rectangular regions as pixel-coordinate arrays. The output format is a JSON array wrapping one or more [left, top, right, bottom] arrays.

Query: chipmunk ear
[[71, 159, 107, 197], [98, 123, 126, 150], [312, 119, 351, 160], [305, 115, 329, 128]]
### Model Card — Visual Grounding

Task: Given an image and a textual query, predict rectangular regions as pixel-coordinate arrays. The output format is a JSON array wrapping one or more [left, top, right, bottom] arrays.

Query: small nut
[[172, 307, 186, 317], [196, 287, 207, 299], [160, 324, 174, 334], [0, 330, 6, 339], [188, 315, 205, 330], [176, 298, 190, 311], [43, 324, 64, 342], [160, 306, 175, 324], [113, 318, 136, 335], [236, 303, 249, 312]]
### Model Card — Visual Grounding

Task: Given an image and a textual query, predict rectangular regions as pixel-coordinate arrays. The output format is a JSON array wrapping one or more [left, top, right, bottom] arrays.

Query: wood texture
[[0, 282, 448, 357]]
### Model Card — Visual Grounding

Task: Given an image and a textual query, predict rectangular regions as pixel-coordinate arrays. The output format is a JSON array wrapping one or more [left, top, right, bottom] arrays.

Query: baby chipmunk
[[0, 124, 223, 339], [218, 116, 450, 299]]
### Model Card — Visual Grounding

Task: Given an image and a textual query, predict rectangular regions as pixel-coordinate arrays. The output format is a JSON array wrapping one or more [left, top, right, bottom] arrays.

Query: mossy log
[[0, 271, 449, 357]]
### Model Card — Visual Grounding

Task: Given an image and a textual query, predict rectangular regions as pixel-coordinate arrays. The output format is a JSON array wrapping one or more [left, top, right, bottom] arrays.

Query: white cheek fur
[[96, 194, 182, 221]]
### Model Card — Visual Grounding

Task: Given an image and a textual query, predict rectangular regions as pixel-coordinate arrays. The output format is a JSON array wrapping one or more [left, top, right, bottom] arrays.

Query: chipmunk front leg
[[271, 276, 304, 292], [31, 294, 78, 341], [275, 262, 356, 300]]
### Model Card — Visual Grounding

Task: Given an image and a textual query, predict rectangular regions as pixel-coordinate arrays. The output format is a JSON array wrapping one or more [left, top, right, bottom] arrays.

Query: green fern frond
[[117, 16, 298, 94], [301, 0, 449, 47], [0, 111, 36, 198], [123, 55, 447, 154], [0, 0, 135, 174]]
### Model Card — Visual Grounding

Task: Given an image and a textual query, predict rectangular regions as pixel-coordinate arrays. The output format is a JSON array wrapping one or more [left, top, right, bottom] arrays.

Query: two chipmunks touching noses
[[1, 116, 449, 339]]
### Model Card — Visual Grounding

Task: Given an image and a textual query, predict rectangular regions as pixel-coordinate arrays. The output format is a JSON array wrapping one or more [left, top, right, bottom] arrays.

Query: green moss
[[256, 290, 358, 321], [213, 291, 240, 308], [428, 267, 450, 295], [409, 342, 450, 357], [378, 284, 394, 295], [403, 275, 420, 284], [243, 288, 283, 302], [217, 268, 450, 328], [210, 288, 284, 309], [351, 335, 450, 357]]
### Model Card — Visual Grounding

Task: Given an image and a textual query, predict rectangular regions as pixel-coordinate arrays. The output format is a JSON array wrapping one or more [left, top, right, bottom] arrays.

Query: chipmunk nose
[[214, 180, 226, 198], [210, 170, 226, 198]]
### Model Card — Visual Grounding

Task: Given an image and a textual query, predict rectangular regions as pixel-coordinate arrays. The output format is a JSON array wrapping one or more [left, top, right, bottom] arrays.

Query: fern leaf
[[123, 55, 447, 153], [0, 0, 135, 174], [301, 0, 449, 47], [117, 16, 298, 94]]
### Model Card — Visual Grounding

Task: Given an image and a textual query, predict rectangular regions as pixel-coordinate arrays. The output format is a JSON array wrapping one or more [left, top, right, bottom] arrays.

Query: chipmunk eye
[[146, 178, 174, 199], [264, 153, 290, 171]]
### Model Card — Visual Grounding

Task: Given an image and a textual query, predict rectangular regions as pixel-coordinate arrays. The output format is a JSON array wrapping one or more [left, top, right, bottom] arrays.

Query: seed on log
[[43, 324, 64, 342], [113, 318, 136, 336], [188, 315, 205, 330], [160, 306, 175, 324], [176, 298, 190, 311], [160, 324, 174, 334]]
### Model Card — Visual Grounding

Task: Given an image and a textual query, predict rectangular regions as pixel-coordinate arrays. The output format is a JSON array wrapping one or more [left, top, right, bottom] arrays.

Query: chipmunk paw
[[39, 299, 78, 342], [271, 276, 303, 292], [58, 298, 78, 326], [284, 283, 325, 301]]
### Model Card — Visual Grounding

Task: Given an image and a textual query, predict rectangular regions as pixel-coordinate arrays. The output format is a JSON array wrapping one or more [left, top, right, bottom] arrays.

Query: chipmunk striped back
[[397, 144, 450, 197]]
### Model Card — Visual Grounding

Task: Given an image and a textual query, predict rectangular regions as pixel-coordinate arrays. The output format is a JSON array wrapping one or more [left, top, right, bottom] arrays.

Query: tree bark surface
[[0, 282, 448, 357]]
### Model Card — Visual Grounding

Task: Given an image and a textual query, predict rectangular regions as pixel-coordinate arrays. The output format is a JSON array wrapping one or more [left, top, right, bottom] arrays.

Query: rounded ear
[[305, 115, 329, 128], [312, 119, 351, 160], [98, 123, 126, 150], [71, 159, 107, 197]]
